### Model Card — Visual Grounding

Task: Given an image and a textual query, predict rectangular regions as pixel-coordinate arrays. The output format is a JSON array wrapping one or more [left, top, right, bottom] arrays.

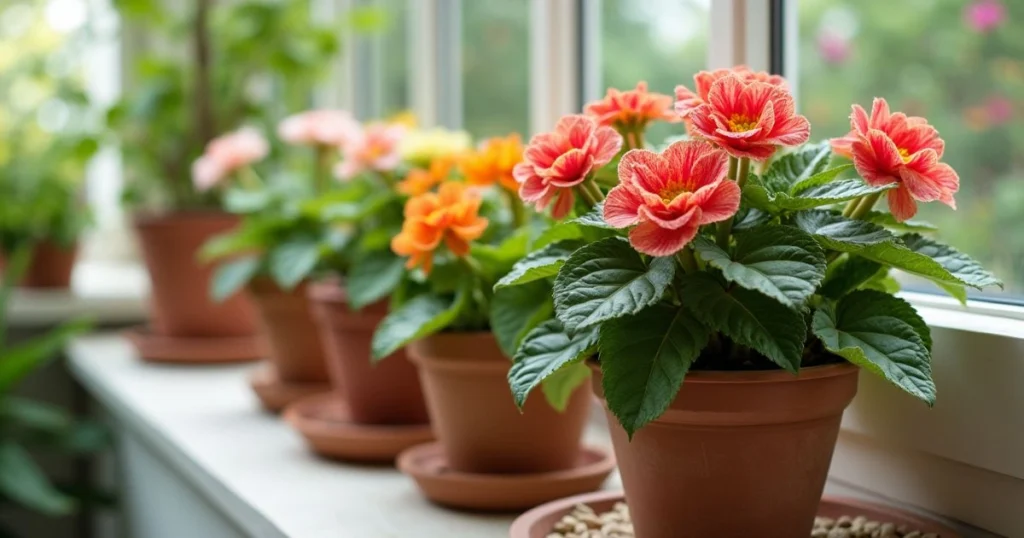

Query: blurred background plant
[[107, 0, 385, 211], [0, 0, 97, 254]]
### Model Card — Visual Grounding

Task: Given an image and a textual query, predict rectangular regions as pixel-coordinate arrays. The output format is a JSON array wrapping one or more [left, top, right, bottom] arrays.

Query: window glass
[[461, 0, 529, 137], [799, 0, 1023, 294], [600, 0, 709, 144], [378, 0, 408, 117]]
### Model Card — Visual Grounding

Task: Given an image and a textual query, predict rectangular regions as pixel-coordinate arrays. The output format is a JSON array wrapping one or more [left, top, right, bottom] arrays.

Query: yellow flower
[[399, 127, 472, 167]]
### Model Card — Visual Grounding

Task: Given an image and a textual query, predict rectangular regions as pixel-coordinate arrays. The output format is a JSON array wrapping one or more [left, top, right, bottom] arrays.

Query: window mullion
[[529, 0, 580, 135]]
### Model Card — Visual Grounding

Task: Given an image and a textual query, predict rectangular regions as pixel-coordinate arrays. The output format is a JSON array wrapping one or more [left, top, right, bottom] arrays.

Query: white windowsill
[[8, 261, 148, 328]]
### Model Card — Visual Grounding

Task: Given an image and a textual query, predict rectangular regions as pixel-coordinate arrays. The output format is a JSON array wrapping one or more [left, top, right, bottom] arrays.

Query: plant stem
[[583, 178, 605, 205], [0, 243, 33, 351], [849, 192, 882, 221], [574, 178, 601, 210], [239, 166, 263, 190], [715, 157, 750, 249], [841, 198, 861, 218], [675, 248, 698, 274], [504, 189, 527, 228]]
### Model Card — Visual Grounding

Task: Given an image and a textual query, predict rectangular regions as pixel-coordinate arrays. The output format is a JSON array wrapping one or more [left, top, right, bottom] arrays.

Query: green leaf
[[566, 202, 611, 229], [745, 176, 892, 213], [732, 207, 771, 232], [820, 255, 884, 299], [865, 211, 938, 232], [599, 304, 710, 437], [553, 238, 675, 333], [370, 288, 468, 360], [494, 241, 580, 290], [691, 226, 826, 308], [223, 189, 273, 214], [210, 257, 260, 302], [198, 226, 268, 262], [508, 320, 599, 408], [541, 362, 591, 412], [812, 291, 934, 404], [268, 238, 320, 289], [469, 231, 530, 281], [900, 234, 1002, 290], [795, 212, 1002, 291], [0, 320, 91, 393], [678, 274, 806, 372], [760, 142, 836, 192], [346, 250, 405, 310], [0, 442, 74, 516], [491, 281, 554, 358]]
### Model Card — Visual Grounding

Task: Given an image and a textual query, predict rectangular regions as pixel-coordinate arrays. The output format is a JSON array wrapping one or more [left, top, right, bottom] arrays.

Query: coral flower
[[674, 66, 788, 119], [397, 156, 456, 197], [333, 122, 406, 180], [512, 115, 622, 219], [687, 75, 810, 161], [459, 134, 524, 192], [391, 182, 489, 274], [830, 98, 958, 222], [584, 81, 678, 130], [191, 127, 269, 191], [604, 140, 740, 257], [278, 109, 360, 147]]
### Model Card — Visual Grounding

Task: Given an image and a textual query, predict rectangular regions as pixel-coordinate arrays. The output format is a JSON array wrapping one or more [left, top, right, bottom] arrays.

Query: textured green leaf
[[865, 211, 938, 232], [691, 226, 826, 308], [793, 210, 894, 250], [745, 175, 890, 213], [554, 238, 675, 332], [268, 239, 320, 289], [540, 362, 591, 412], [820, 255, 885, 299], [599, 304, 710, 437], [346, 249, 405, 310], [566, 202, 611, 229], [732, 207, 772, 232], [370, 288, 467, 360], [678, 274, 805, 372], [210, 256, 260, 302], [812, 291, 934, 403], [760, 141, 835, 193], [900, 234, 1002, 290], [494, 241, 581, 290], [508, 320, 599, 408], [491, 281, 554, 358], [0, 442, 74, 515], [532, 222, 584, 249]]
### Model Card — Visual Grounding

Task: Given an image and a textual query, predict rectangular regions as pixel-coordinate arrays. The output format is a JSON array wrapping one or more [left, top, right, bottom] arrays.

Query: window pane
[[378, 0, 408, 117], [798, 0, 1023, 295], [600, 0, 709, 143], [462, 0, 529, 137]]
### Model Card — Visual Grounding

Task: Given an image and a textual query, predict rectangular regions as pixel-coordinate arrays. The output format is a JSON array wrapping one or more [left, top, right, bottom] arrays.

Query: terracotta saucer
[[397, 442, 615, 512], [249, 367, 331, 413], [510, 491, 963, 538], [125, 326, 265, 364], [284, 393, 433, 464]]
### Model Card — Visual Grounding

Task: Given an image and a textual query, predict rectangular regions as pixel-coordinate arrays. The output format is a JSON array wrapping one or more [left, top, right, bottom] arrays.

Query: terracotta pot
[[19, 240, 79, 289], [591, 362, 859, 538], [134, 212, 258, 337], [248, 278, 329, 383], [408, 332, 592, 475], [307, 281, 429, 425]]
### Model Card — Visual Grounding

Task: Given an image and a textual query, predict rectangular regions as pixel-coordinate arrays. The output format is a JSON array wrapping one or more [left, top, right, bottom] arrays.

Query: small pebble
[[545, 503, 943, 538]]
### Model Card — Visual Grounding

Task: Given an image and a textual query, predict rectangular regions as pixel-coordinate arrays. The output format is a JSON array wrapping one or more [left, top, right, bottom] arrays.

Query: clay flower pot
[[1, 241, 79, 289], [134, 212, 258, 337], [248, 278, 329, 383], [408, 332, 592, 474], [307, 281, 429, 425], [591, 362, 859, 538]]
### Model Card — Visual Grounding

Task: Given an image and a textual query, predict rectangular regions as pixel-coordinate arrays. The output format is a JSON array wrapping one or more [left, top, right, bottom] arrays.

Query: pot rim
[[590, 360, 858, 385], [407, 331, 509, 373], [307, 279, 347, 303]]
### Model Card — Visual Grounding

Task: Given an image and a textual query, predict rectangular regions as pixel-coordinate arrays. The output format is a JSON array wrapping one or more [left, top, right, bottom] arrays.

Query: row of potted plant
[[128, 66, 998, 536]]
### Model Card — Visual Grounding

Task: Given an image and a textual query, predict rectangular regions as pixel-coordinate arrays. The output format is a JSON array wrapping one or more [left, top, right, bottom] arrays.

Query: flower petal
[[550, 189, 576, 220], [628, 216, 700, 257], [692, 180, 742, 225], [852, 129, 902, 186], [887, 185, 918, 222], [603, 183, 644, 228]]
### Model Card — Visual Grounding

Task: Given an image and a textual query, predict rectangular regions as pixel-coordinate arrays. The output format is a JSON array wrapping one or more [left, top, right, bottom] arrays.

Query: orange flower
[[391, 182, 489, 274], [397, 157, 456, 196], [584, 81, 678, 130], [459, 134, 524, 191]]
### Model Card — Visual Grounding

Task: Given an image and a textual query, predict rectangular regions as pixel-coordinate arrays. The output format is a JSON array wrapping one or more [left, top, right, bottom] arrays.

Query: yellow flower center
[[728, 114, 758, 132], [898, 147, 912, 164], [660, 182, 690, 204]]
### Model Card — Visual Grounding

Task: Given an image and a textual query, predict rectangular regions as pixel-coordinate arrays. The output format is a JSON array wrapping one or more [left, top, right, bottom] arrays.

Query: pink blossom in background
[[985, 96, 1014, 125], [817, 32, 850, 64], [278, 109, 360, 147], [191, 127, 269, 191], [333, 122, 407, 180], [965, 0, 1006, 32]]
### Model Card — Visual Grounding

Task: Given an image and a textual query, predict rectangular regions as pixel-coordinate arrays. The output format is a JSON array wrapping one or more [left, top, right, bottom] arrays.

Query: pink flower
[[584, 81, 678, 130], [687, 75, 810, 161], [818, 32, 851, 64], [965, 0, 1005, 32], [674, 66, 788, 120], [985, 96, 1014, 125], [333, 122, 407, 180], [604, 140, 740, 257], [830, 98, 958, 222], [278, 109, 360, 147], [191, 127, 269, 192], [512, 115, 622, 219]]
